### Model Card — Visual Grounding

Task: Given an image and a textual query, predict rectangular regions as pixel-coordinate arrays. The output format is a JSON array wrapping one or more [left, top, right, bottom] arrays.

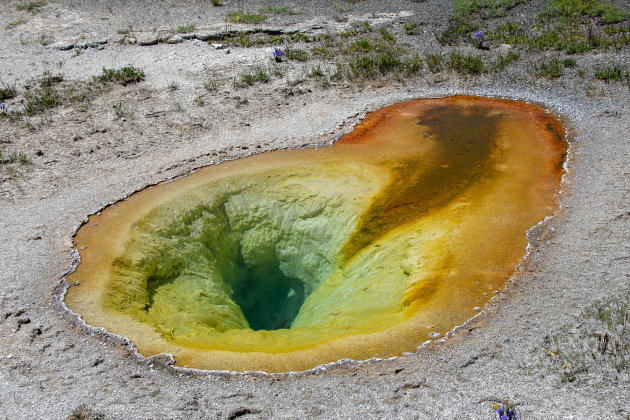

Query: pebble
[[195, 32, 213, 41], [167, 35, 183, 44], [211, 43, 224, 50], [429, 332, 442, 339], [47, 40, 75, 51], [137, 33, 158, 46], [474, 307, 481, 311]]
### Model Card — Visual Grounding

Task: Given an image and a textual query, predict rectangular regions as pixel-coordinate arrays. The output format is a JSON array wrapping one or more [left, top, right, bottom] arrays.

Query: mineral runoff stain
[[65, 96, 567, 372]]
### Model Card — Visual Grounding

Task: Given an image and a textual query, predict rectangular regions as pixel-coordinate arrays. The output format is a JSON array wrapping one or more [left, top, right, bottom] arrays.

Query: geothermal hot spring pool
[[65, 96, 567, 372]]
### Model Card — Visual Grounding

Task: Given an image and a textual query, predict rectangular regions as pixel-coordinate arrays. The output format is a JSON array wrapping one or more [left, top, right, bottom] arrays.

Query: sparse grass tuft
[[203, 79, 218, 91], [96, 66, 145, 86], [177, 23, 196, 33], [234, 67, 271, 88], [23, 71, 61, 115], [226, 10, 267, 24], [258, 6, 301, 15], [403, 22, 423, 35], [0, 151, 31, 166], [448, 52, 484, 74], [288, 48, 308, 61], [563, 58, 577, 68], [542, 290, 630, 383]]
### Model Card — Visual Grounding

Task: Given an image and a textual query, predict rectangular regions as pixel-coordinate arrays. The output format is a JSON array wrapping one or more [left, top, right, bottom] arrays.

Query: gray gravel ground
[[1, 0, 629, 419]]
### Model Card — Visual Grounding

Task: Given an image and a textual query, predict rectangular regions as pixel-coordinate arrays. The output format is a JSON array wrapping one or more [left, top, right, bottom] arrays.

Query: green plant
[[563, 58, 577, 67], [453, 0, 525, 19], [15, 1, 47, 12], [96, 66, 145, 86], [67, 404, 104, 420], [403, 22, 423, 35], [595, 64, 623, 82], [177, 23, 196, 33], [0, 81, 16, 101], [112, 102, 133, 119], [438, 16, 479, 45], [234, 67, 271, 88], [23, 71, 61, 115], [5, 19, 25, 29], [212, 0, 220, 6], [288, 48, 308, 61], [0, 151, 31, 165], [492, 51, 520, 71], [226, 10, 267, 24], [425, 53, 444, 73], [168, 82, 178, 91], [542, 290, 630, 383], [379, 27, 396, 42], [535, 57, 564, 78], [204, 79, 218, 91], [448, 52, 484, 74]]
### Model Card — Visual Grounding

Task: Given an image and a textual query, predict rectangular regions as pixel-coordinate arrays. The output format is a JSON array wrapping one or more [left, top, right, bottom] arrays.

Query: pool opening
[[230, 253, 306, 331]]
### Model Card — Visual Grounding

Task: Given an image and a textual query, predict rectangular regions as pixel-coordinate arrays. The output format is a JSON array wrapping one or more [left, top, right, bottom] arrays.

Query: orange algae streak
[[65, 96, 567, 372]]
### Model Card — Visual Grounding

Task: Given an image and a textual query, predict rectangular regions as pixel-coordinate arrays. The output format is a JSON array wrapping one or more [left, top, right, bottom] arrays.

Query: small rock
[[195, 32, 213, 41], [429, 332, 442, 339], [75, 42, 88, 49], [7, 355, 13, 359], [48, 41, 75, 51], [474, 306, 481, 311], [137, 33, 158, 46], [225, 48, 231, 54], [149, 353, 175, 366], [181, 33, 195, 40], [127, 37, 137, 44], [96, 45, 105, 50], [498, 44, 512, 55], [167, 35, 183, 44], [211, 43, 224, 49]]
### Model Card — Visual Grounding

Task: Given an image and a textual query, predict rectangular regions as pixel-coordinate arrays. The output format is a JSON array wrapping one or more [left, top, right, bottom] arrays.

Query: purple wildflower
[[474, 30, 485, 42], [272, 47, 284, 62]]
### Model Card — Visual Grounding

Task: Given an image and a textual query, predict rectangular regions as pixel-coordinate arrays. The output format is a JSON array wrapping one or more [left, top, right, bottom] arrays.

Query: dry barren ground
[[1, 0, 629, 419]]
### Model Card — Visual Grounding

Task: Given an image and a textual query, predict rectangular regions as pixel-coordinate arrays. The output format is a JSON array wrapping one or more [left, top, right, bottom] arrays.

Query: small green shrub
[[234, 67, 271, 88], [535, 58, 564, 79], [15, 1, 47, 12], [425, 53, 444, 73], [379, 27, 396, 42], [96, 66, 145, 86], [0, 82, 17, 101], [563, 58, 577, 67], [438, 16, 479, 45], [212, 0, 220, 6]]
